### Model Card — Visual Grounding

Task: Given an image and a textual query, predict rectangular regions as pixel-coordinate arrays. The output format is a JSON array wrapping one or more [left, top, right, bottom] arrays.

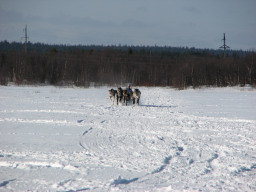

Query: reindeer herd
[[108, 87, 141, 106]]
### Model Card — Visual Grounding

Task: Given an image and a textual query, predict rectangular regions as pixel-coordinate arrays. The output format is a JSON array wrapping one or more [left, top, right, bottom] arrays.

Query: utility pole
[[22, 24, 29, 53], [219, 33, 230, 58]]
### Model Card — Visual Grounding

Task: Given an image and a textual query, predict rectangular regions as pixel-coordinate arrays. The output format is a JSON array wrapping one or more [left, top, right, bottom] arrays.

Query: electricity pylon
[[22, 25, 29, 53], [219, 33, 230, 58]]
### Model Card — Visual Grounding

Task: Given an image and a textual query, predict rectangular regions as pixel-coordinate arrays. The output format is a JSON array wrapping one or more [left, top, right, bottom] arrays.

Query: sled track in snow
[[78, 104, 256, 191]]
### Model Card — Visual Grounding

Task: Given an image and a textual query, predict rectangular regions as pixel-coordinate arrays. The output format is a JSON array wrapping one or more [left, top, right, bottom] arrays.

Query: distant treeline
[[0, 41, 255, 88]]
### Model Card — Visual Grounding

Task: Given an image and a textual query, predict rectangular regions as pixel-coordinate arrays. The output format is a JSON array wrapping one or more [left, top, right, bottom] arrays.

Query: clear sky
[[0, 0, 255, 50]]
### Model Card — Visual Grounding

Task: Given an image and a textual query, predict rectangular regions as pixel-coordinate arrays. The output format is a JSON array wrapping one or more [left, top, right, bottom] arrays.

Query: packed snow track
[[0, 86, 255, 191]]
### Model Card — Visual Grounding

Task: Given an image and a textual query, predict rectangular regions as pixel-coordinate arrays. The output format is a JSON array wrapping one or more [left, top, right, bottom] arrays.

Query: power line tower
[[21, 24, 29, 53], [219, 33, 230, 58]]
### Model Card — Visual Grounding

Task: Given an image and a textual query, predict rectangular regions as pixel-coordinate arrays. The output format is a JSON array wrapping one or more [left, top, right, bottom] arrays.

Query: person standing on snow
[[127, 84, 133, 96]]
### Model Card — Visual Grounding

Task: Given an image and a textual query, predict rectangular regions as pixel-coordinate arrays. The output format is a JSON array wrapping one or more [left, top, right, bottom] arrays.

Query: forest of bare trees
[[0, 41, 255, 89]]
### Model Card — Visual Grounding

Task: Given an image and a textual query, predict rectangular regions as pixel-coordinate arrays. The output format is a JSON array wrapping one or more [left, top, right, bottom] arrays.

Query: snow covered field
[[0, 85, 255, 191]]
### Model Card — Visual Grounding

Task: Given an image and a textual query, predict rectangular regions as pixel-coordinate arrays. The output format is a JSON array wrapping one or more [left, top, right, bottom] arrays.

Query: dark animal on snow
[[108, 89, 117, 104], [117, 87, 123, 105], [132, 88, 141, 105], [123, 89, 132, 106]]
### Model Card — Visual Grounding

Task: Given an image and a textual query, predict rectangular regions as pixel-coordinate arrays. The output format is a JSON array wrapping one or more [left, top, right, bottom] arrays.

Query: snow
[[0, 85, 255, 191]]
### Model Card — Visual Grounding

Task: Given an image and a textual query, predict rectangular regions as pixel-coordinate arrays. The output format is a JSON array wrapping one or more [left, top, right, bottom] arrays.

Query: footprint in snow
[[111, 176, 139, 186], [82, 127, 93, 136], [178, 146, 184, 151], [77, 120, 84, 123]]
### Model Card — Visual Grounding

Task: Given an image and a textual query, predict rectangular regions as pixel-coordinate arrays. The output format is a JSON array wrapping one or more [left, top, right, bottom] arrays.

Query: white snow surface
[[0, 85, 255, 192]]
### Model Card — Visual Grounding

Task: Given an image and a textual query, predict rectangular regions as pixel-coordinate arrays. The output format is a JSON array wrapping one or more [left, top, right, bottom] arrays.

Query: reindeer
[[108, 88, 117, 105], [132, 88, 141, 105]]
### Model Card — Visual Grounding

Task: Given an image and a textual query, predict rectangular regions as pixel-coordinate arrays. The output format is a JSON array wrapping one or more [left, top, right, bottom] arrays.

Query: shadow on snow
[[140, 104, 177, 108]]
